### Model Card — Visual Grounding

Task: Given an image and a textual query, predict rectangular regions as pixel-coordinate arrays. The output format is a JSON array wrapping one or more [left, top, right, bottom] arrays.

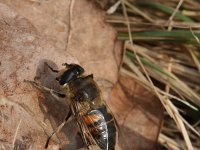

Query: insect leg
[[62, 63, 71, 68], [45, 110, 72, 149], [50, 90, 66, 99], [44, 62, 59, 73], [24, 80, 66, 99]]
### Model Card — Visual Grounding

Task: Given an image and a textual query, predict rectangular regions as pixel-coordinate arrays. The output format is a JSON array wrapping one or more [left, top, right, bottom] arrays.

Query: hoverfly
[[25, 63, 117, 150]]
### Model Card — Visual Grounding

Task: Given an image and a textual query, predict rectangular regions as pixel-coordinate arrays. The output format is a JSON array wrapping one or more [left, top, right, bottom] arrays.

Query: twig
[[122, 56, 194, 149], [66, 0, 75, 51], [168, 0, 184, 31], [165, 58, 173, 93], [120, 0, 133, 44], [189, 27, 200, 72], [193, 120, 200, 127], [190, 27, 200, 45], [107, 1, 121, 14], [159, 133, 180, 150], [122, 0, 154, 23], [12, 119, 22, 147]]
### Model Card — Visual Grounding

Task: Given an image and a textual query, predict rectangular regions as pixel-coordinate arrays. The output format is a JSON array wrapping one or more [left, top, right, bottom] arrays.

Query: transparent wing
[[73, 102, 108, 150], [78, 118, 102, 150], [72, 102, 104, 150], [83, 109, 108, 150]]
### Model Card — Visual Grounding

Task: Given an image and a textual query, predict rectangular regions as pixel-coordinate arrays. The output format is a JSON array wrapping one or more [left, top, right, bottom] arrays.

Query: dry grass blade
[[167, 0, 184, 31], [121, 67, 195, 150], [188, 29, 200, 72], [65, 0, 75, 51], [107, 0, 200, 149], [159, 133, 180, 150], [122, 0, 154, 23], [122, 64, 200, 139], [188, 48, 200, 73], [106, 16, 200, 29], [120, 0, 133, 44], [12, 119, 22, 147], [126, 43, 200, 107], [125, 50, 199, 144], [106, 1, 121, 14]]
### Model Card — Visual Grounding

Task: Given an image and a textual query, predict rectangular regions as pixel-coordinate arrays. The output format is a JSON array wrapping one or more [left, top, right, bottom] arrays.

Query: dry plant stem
[[188, 48, 200, 73], [126, 43, 200, 107], [119, 0, 133, 71], [159, 59, 179, 150], [122, 53, 197, 149], [168, 0, 185, 31], [143, 68, 200, 136], [120, 0, 133, 44], [123, 55, 198, 110], [122, 68, 195, 149], [123, 0, 154, 23], [12, 119, 22, 147], [122, 60, 200, 138], [182, 10, 200, 16], [107, 16, 200, 29], [119, 1, 198, 148], [165, 57, 172, 94], [130, 47, 200, 85], [180, 115, 200, 137], [193, 120, 200, 127], [106, 1, 121, 14], [189, 28, 200, 72], [65, 0, 75, 51], [159, 133, 180, 150], [121, 3, 159, 112], [123, 55, 146, 81], [190, 28, 200, 45], [126, 51, 199, 110], [126, 44, 157, 62], [163, 58, 193, 142], [171, 103, 193, 150], [160, 90, 197, 111]]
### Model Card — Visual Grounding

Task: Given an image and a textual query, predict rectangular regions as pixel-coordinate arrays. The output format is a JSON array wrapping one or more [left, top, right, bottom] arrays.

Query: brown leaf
[[1, 0, 119, 84], [0, 2, 78, 149], [0, 1, 121, 149], [0, 0, 163, 149], [108, 74, 164, 150]]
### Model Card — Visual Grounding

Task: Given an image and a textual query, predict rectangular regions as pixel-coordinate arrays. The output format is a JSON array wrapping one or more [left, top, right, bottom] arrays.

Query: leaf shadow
[[34, 59, 84, 149]]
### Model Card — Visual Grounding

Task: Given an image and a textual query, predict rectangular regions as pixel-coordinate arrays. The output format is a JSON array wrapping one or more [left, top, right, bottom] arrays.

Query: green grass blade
[[137, 2, 194, 23], [126, 50, 175, 79], [118, 30, 200, 44]]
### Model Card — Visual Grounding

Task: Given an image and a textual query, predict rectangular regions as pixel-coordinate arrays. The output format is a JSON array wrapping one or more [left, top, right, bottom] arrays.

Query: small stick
[[65, 0, 75, 51], [12, 119, 22, 147], [168, 0, 184, 31]]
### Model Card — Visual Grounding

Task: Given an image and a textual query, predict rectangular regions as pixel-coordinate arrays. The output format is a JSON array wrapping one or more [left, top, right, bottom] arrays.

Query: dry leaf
[[0, 3, 79, 149], [0, 0, 164, 149], [0, 1, 120, 149], [108, 74, 164, 150], [0, 0, 119, 84]]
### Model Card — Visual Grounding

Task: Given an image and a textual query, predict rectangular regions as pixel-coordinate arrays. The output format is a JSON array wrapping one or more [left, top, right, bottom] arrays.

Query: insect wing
[[81, 109, 109, 150], [72, 102, 103, 150], [77, 119, 100, 150]]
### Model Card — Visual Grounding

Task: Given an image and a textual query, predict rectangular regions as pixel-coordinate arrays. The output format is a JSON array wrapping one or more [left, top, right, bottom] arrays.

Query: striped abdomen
[[82, 107, 116, 150]]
